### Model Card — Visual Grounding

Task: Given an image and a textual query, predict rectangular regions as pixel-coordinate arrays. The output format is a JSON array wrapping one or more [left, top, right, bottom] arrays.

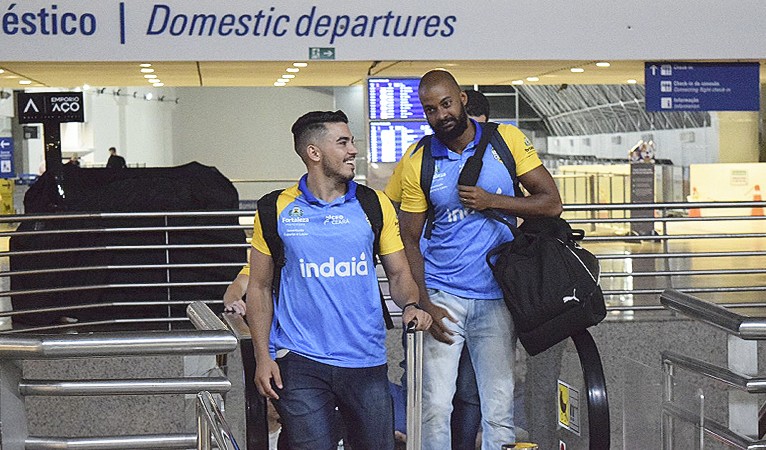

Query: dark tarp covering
[[11, 162, 246, 327]]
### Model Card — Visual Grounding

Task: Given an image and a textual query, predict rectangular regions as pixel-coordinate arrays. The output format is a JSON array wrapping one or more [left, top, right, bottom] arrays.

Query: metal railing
[[660, 289, 766, 449], [0, 302, 239, 449], [0, 201, 762, 333], [197, 390, 240, 450]]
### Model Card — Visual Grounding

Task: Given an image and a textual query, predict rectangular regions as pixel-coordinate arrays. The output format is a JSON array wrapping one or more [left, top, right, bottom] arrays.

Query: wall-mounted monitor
[[369, 121, 432, 163], [368, 78, 424, 120]]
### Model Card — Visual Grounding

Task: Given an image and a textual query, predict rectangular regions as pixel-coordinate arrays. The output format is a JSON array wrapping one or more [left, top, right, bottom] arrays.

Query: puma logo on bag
[[563, 288, 579, 304]]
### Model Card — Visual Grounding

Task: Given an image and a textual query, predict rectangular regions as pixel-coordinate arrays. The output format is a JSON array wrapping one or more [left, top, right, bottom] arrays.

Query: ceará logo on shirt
[[299, 253, 369, 278], [324, 214, 350, 225]]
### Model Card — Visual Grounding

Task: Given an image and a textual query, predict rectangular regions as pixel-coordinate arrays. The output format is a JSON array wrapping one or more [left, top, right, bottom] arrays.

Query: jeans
[[421, 289, 516, 450], [273, 352, 394, 450], [452, 346, 482, 450], [399, 330, 482, 447]]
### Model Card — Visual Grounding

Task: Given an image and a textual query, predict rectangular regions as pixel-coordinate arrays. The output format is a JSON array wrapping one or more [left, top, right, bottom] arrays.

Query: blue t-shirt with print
[[257, 176, 399, 368], [423, 121, 517, 299]]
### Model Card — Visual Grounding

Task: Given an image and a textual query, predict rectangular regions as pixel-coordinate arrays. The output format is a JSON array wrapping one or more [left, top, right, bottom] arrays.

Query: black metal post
[[42, 119, 66, 207]]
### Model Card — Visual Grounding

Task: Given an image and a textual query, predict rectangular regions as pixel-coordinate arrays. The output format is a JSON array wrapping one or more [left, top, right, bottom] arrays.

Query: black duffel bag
[[486, 217, 606, 355]]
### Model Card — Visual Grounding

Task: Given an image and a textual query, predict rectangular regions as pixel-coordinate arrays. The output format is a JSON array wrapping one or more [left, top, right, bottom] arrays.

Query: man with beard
[[246, 110, 432, 450], [397, 71, 562, 449], [385, 89, 491, 449]]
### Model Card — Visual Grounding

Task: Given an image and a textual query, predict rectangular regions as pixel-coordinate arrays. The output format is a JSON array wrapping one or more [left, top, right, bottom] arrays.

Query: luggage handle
[[406, 325, 424, 450]]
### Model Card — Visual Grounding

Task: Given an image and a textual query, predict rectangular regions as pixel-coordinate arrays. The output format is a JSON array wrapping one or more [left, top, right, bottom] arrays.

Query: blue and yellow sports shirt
[[251, 175, 402, 368], [399, 120, 542, 299]]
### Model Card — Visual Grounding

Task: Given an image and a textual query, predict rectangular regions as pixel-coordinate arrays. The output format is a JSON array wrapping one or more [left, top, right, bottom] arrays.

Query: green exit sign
[[309, 47, 336, 60]]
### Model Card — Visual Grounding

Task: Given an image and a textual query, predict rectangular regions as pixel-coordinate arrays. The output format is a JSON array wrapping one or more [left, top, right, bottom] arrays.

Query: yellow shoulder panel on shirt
[[496, 124, 542, 177], [238, 264, 250, 276], [383, 149, 412, 203], [375, 189, 404, 255], [399, 143, 428, 214], [250, 184, 301, 256]]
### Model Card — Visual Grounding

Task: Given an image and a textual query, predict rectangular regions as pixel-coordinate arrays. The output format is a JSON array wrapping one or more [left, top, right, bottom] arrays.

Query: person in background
[[397, 70, 562, 449], [223, 265, 248, 315], [464, 89, 490, 123], [246, 110, 432, 450], [106, 147, 127, 168], [384, 88, 490, 449]]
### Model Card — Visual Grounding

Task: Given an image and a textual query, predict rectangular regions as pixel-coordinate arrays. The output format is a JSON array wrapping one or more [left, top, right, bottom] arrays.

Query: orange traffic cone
[[753, 185, 764, 216], [688, 187, 701, 218]]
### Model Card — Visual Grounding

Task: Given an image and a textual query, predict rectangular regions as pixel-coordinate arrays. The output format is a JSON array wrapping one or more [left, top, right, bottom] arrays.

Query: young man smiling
[[246, 110, 432, 450]]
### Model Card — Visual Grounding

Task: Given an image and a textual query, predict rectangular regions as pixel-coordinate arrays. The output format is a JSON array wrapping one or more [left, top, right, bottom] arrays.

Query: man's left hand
[[402, 306, 433, 331], [458, 185, 494, 211]]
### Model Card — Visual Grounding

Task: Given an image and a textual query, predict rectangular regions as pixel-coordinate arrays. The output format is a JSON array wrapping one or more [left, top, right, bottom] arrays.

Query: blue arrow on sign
[[0, 137, 14, 177]]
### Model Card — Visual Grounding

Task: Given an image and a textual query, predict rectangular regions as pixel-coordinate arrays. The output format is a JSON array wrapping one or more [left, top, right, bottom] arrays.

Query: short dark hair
[[291, 110, 349, 157], [464, 90, 490, 120]]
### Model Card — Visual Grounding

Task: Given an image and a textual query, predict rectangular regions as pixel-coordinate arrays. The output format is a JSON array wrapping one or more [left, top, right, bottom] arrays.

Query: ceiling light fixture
[[286, 68, 300, 73], [526, 77, 540, 82], [19, 80, 31, 85], [293, 62, 308, 67], [279, 78, 290, 83], [150, 79, 162, 84], [140, 68, 155, 73], [274, 81, 286, 87], [154, 83, 165, 87], [140, 63, 152, 67], [0, 69, 5, 74], [144, 74, 157, 79], [83, 84, 91, 90], [511, 80, 524, 85], [596, 62, 611, 67], [570, 68, 585, 73], [627, 79, 638, 84], [282, 74, 295, 79]]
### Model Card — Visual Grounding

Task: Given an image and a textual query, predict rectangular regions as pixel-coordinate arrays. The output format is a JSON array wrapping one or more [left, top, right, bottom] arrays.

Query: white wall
[[546, 125, 720, 166], [86, 87, 177, 167], [172, 87, 336, 200]]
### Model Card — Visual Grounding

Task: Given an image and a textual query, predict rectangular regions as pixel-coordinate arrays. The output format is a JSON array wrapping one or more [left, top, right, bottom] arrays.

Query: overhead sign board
[[0, 138, 14, 178], [17, 92, 85, 124], [645, 62, 760, 112], [0, 1, 764, 61]]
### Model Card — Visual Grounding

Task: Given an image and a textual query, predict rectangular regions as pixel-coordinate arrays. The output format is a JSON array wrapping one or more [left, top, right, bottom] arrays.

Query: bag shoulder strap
[[487, 126, 523, 197], [415, 135, 438, 239], [354, 184, 383, 259], [457, 122, 498, 187], [257, 189, 285, 300]]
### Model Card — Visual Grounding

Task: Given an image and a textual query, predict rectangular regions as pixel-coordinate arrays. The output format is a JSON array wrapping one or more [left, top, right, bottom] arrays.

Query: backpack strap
[[487, 126, 523, 198], [355, 184, 394, 330], [415, 135, 437, 239], [355, 184, 383, 259], [457, 122, 498, 186], [257, 189, 286, 301]]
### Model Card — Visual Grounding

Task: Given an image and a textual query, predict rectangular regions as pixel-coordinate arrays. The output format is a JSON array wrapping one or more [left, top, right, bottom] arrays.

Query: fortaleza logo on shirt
[[299, 253, 369, 278], [282, 206, 309, 223], [323, 214, 350, 225]]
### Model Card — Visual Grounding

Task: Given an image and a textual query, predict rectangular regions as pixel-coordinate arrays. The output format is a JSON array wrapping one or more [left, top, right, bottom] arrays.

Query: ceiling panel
[[0, 60, 762, 89]]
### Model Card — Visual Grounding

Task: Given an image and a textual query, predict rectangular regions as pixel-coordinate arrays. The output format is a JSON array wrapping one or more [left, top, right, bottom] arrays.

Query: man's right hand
[[420, 300, 457, 344], [255, 359, 283, 399]]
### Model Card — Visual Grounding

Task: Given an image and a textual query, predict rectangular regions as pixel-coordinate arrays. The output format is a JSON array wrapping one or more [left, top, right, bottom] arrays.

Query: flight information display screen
[[369, 121, 432, 163], [368, 78, 424, 120]]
